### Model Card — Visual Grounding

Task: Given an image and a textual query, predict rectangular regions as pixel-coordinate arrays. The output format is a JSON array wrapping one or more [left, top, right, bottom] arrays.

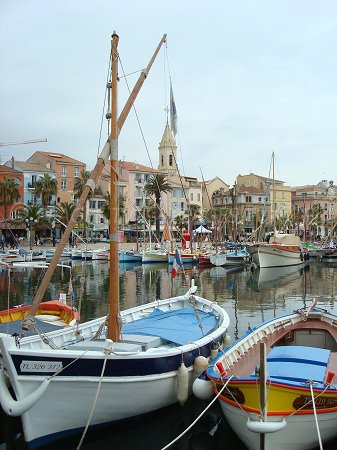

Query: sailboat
[[0, 33, 230, 449]]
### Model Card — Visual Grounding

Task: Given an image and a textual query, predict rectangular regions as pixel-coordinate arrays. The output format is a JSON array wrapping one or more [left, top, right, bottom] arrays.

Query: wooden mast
[[22, 34, 167, 330], [108, 32, 119, 341]]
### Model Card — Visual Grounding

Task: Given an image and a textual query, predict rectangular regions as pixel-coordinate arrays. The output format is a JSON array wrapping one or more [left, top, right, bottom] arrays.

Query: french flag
[[172, 248, 183, 278]]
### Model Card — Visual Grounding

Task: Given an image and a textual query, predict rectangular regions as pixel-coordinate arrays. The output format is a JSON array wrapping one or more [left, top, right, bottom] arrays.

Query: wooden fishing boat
[[200, 302, 337, 450], [168, 250, 197, 264], [0, 33, 230, 450], [258, 234, 308, 268], [0, 300, 78, 335], [142, 248, 168, 263], [119, 249, 142, 262], [0, 261, 79, 336], [210, 247, 250, 267]]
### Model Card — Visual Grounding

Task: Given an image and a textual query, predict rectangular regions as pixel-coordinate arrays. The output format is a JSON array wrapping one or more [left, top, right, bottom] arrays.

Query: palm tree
[[174, 214, 188, 233], [102, 192, 126, 227], [34, 174, 57, 215], [55, 202, 76, 225], [74, 170, 92, 238], [186, 203, 201, 234], [15, 204, 49, 248], [0, 176, 20, 239], [144, 174, 172, 240]]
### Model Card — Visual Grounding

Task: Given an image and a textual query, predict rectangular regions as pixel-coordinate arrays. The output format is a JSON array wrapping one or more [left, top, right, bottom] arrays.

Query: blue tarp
[[262, 346, 330, 384], [267, 345, 330, 366], [123, 306, 217, 346]]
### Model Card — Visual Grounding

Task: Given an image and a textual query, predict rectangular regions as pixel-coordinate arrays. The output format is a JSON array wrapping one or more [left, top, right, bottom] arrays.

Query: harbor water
[[1, 259, 337, 450]]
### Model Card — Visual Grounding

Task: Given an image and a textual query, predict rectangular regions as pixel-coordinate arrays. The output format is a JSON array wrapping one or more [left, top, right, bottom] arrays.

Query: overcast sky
[[1, 0, 336, 187]]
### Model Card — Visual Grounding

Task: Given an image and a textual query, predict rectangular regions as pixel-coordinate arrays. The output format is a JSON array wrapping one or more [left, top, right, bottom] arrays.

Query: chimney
[[11, 156, 14, 169]]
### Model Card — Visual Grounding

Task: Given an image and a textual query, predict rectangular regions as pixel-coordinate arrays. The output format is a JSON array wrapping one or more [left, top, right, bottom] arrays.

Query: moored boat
[[258, 234, 308, 268], [142, 248, 168, 263], [210, 247, 249, 267], [0, 33, 231, 450], [202, 303, 337, 450], [168, 251, 197, 264], [119, 249, 142, 262]]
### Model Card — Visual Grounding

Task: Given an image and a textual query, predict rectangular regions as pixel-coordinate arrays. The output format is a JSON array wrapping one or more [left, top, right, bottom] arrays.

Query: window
[[197, 193, 200, 202], [245, 196, 252, 203], [61, 180, 67, 191], [180, 202, 184, 211], [161, 155, 164, 166], [169, 155, 173, 166], [135, 173, 141, 183], [190, 193, 194, 201], [74, 166, 80, 177], [89, 201, 96, 209], [61, 166, 67, 177], [90, 215, 94, 222]]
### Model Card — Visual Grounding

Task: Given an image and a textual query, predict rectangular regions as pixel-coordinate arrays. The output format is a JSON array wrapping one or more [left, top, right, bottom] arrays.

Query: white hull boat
[[91, 249, 109, 261], [210, 248, 249, 267], [202, 304, 337, 450], [0, 33, 231, 450], [0, 290, 229, 449], [257, 234, 308, 268], [142, 249, 168, 263]]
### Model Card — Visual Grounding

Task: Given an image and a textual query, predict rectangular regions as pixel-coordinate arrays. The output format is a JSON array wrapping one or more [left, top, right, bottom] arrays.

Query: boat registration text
[[20, 360, 63, 372]]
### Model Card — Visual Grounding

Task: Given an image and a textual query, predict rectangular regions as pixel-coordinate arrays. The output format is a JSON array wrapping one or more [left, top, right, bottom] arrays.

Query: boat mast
[[272, 152, 276, 236], [108, 32, 119, 341], [21, 34, 167, 331]]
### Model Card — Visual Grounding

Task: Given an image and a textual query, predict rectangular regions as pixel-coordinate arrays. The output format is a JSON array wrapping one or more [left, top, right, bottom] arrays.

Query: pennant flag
[[170, 82, 178, 136], [172, 248, 183, 278]]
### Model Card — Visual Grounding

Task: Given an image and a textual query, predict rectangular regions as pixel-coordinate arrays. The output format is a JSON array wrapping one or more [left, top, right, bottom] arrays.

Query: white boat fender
[[193, 355, 209, 375], [223, 334, 231, 347], [192, 371, 214, 400], [210, 346, 218, 360], [246, 418, 287, 434], [177, 362, 189, 406], [0, 366, 50, 417]]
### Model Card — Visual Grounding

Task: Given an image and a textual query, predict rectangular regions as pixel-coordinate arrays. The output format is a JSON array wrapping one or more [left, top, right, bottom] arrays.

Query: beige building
[[202, 176, 229, 211], [27, 151, 86, 204]]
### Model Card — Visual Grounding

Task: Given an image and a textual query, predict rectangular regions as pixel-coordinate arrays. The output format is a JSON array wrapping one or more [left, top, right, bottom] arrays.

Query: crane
[[0, 138, 47, 146]]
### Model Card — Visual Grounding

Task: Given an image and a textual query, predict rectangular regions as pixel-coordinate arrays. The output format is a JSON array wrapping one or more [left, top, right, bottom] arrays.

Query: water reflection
[[1, 261, 337, 449]]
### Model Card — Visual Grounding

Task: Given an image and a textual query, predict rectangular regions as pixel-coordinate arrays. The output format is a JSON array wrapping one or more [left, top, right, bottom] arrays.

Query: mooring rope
[[76, 354, 109, 450], [309, 382, 324, 450], [160, 375, 233, 450]]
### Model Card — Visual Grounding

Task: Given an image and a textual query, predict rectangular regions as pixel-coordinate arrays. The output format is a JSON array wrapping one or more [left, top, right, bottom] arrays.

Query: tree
[[144, 174, 172, 240], [186, 203, 201, 234], [15, 204, 49, 246], [102, 192, 126, 227], [74, 170, 92, 238], [55, 202, 76, 225], [0, 176, 20, 238], [34, 174, 57, 215], [174, 214, 188, 233]]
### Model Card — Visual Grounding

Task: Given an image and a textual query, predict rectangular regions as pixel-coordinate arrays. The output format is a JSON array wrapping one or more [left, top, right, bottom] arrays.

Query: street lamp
[[302, 193, 307, 242], [25, 217, 38, 250]]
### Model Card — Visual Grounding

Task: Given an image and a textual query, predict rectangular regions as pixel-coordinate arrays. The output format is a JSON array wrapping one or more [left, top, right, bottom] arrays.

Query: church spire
[[158, 123, 178, 176]]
